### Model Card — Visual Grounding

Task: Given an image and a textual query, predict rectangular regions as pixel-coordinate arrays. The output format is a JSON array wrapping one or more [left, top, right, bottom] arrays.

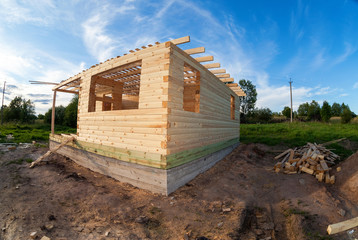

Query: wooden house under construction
[[49, 36, 245, 195]]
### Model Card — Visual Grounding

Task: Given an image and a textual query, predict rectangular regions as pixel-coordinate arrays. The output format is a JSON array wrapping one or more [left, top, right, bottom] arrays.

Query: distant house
[[50, 36, 245, 195]]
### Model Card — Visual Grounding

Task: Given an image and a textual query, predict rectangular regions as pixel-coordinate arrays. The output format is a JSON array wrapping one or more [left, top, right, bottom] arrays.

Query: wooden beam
[[95, 96, 117, 103], [327, 216, 358, 235], [184, 47, 205, 55], [227, 83, 238, 87], [98, 61, 142, 77], [194, 56, 213, 63], [61, 81, 81, 90], [53, 77, 81, 91], [234, 91, 246, 97], [210, 69, 226, 74], [105, 69, 141, 81], [215, 74, 230, 78], [56, 89, 79, 94], [170, 36, 190, 45], [203, 63, 220, 69], [221, 78, 234, 83], [30, 136, 75, 168], [29, 81, 59, 85], [95, 76, 115, 87]]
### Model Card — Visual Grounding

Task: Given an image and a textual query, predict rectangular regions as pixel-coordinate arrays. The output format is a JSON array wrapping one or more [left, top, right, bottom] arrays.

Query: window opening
[[183, 63, 200, 113], [88, 61, 142, 112], [230, 95, 235, 120]]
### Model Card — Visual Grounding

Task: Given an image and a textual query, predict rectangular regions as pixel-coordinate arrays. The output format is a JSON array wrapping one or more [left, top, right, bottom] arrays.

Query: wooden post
[[51, 90, 56, 135]]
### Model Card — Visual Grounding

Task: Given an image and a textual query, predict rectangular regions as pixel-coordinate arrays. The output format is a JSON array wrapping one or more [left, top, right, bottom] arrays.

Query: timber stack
[[274, 143, 341, 184]]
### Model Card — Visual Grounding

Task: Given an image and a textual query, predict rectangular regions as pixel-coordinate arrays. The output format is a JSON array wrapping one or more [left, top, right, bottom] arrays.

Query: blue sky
[[0, 0, 357, 114]]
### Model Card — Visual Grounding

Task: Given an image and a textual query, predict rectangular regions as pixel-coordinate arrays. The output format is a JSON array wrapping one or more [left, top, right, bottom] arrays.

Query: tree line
[[1, 95, 78, 128], [282, 101, 356, 123], [238, 79, 356, 124]]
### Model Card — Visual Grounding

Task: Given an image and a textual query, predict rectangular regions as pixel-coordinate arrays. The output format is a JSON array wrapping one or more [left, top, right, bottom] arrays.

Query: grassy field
[[0, 124, 76, 143], [241, 122, 358, 160]]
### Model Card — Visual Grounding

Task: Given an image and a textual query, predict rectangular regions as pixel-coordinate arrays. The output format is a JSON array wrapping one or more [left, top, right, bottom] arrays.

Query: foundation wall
[[50, 140, 238, 195]]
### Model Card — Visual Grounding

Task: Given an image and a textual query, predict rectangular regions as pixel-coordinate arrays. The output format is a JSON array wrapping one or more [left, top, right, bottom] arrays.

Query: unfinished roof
[[53, 36, 246, 97]]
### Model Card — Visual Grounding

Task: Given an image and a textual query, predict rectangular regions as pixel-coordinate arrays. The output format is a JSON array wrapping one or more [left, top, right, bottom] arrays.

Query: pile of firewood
[[274, 143, 341, 184]]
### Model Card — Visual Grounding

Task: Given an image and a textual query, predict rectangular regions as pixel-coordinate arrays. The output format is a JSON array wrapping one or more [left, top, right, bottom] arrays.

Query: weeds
[[0, 123, 76, 143], [149, 206, 162, 215], [283, 208, 309, 217], [5, 158, 33, 166]]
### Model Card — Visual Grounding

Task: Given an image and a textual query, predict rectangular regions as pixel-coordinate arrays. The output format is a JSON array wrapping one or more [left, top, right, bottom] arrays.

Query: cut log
[[321, 138, 346, 147], [330, 175, 335, 184], [30, 136, 75, 168], [325, 172, 331, 184], [327, 216, 358, 235], [317, 172, 324, 182], [274, 149, 291, 160], [301, 166, 314, 175], [320, 160, 330, 171]]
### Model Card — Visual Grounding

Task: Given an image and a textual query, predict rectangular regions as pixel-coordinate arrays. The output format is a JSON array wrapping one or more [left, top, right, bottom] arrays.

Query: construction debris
[[274, 142, 340, 184]]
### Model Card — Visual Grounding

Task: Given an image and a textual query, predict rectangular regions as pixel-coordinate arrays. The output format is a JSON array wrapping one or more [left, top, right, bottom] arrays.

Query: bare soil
[[1, 143, 358, 240]]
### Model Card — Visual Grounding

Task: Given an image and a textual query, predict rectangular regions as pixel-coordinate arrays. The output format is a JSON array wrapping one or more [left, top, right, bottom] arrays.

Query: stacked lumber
[[274, 143, 340, 184]]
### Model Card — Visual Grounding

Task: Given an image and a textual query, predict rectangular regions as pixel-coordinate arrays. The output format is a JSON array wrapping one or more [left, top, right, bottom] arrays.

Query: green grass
[[240, 122, 358, 147], [5, 158, 33, 166], [0, 123, 76, 143], [283, 208, 309, 217]]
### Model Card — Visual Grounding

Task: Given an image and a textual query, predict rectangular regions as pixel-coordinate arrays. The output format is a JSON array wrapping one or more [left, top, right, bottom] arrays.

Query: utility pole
[[289, 78, 293, 123], [1, 81, 6, 125]]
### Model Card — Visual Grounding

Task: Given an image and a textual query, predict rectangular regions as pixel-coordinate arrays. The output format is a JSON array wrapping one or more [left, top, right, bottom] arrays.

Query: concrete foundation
[[50, 140, 238, 195]]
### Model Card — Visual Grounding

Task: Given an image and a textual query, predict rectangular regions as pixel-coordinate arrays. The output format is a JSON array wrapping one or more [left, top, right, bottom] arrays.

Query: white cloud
[[256, 84, 314, 112], [155, 0, 176, 18], [81, 2, 135, 62], [0, 41, 85, 114], [82, 14, 117, 62], [311, 50, 326, 69], [0, 0, 56, 25], [332, 42, 357, 65]]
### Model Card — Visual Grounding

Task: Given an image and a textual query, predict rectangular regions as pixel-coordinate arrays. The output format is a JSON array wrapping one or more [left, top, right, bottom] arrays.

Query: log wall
[[166, 43, 240, 161], [76, 43, 171, 157]]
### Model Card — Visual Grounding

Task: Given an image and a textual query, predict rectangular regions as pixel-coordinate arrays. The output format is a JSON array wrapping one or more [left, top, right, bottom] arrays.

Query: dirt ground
[[1, 143, 358, 240]]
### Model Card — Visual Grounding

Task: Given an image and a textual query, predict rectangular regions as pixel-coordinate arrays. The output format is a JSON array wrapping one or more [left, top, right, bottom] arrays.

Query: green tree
[[320, 101, 332, 122], [44, 106, 66, 125], [297, 102, 309, 117], [37, 114, 44, 120], [249, 108, 272, 123], [238, 79, 257, 114], [64, 95, 78, 128], [331, 102, 342, 116], [3, 96, 36, 123], [282, 106, 291, 119], [307, 100, 321, 121], [341, 108, 352, 124]]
